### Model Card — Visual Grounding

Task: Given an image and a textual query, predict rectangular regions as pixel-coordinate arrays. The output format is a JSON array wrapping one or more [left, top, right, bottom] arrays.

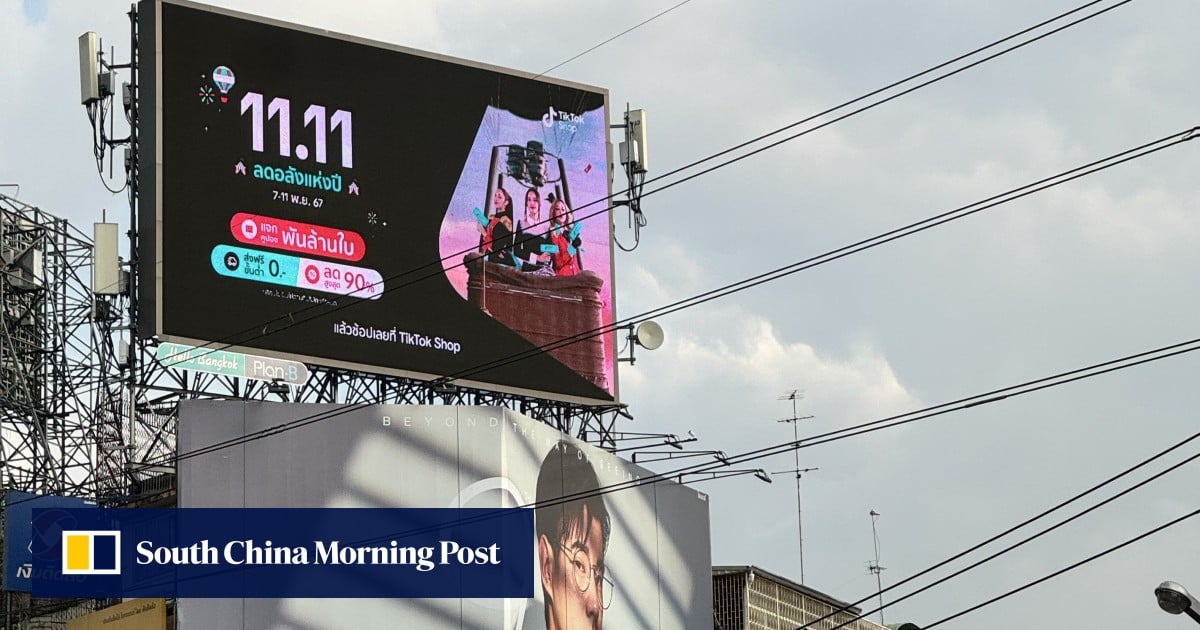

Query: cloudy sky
[[5, 0, 1200, 628]]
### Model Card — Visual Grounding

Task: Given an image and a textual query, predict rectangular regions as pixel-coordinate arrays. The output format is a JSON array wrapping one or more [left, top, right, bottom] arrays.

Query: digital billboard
[[139, 0, 616, 403], [177, 400, 713, 628]]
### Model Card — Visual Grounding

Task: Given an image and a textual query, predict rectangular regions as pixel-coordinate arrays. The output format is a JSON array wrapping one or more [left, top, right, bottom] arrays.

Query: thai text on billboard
[[140, 0, 616, 403]]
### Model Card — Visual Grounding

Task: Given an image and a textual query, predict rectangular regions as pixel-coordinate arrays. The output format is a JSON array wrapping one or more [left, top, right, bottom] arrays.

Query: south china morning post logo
[[132, 538, 501, 572], [33, 508, 533, 598], [61, 530, 122, 575]]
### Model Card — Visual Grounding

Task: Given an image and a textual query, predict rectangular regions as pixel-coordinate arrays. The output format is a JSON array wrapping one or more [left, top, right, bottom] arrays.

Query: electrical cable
[[531, 0, 698, 80], [11, 330, 1200, 570], [812, 435, 1200, 630], [89, 92, 129, 195], [919, 506, 1200, 629], [145, 0, 1133, 372], [67, 123, 1196, 502], [506, 0, 1137, 268], [102, 126, 1200, 485], [670, 337, 1200, 477], [156, 118, 1197, 408], [431, 128, 1197, 386], [86, 430, 1200, 596], [117, 332, 1200, 512], [635, 0, 1135, 202], [137, 130, 1200, 474], [632, 0, 1121, 199], [72, 338, 1200, 577]]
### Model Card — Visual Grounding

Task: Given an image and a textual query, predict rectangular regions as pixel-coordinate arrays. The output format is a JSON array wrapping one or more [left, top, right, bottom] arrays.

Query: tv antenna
[[867, 509, 886, 625], [777, 389, 815, 583]]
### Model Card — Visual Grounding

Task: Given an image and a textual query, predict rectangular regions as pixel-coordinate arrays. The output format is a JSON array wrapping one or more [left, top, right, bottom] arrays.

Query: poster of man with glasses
[[532, 440, 614, 629], [178, 403, 712, 628]]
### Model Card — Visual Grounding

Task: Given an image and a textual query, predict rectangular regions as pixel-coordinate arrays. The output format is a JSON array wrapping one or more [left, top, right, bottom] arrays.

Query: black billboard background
[[147, 1, 613, 402]]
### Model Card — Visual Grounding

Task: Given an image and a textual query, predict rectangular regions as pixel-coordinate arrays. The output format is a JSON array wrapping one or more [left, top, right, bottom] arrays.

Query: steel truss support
[[120, 350, 624, 474], [0, 194, 106, 495]]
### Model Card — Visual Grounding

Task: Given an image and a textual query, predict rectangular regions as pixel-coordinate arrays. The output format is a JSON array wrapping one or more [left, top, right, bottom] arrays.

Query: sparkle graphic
[[367, 211, 378, 225], [198, 85, 215, 104]]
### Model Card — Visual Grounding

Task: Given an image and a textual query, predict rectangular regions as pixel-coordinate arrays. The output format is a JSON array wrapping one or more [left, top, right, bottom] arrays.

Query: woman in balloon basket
[[478, 177, 518, 267], [545, 192, 582, 277]]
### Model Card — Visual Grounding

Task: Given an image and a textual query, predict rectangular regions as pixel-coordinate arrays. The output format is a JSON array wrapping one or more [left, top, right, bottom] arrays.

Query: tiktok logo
[[542, 106, 584, 132]]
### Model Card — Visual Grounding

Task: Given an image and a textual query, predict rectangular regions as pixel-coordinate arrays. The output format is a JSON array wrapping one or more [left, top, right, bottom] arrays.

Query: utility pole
[[868, 509, 886, 626], [777, 390, 815, 584]]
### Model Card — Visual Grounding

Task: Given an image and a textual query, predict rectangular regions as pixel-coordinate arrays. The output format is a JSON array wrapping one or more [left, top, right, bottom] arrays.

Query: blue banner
[[31, 508, 533, 599], [3, 491, 93, 592]]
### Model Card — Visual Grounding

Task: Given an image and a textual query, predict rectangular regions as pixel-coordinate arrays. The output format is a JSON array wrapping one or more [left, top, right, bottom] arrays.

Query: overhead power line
[[433, 127, 1197, 386], [99, 330, 1200, 518], [13, 324, 1200, 587], [814, 434, 1200, 630], [106, 125, 1200, 487], [50, 334, 1198, 596], [152, 0, 1134, 372], [532, 0, 698, 79], [158, 120, 1198, 407], [920, 505, 1200, 629], [633, 0, 1126, 196]]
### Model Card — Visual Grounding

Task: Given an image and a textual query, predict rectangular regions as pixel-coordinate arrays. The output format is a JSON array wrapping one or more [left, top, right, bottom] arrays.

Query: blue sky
[[22, 0, 47, 23]]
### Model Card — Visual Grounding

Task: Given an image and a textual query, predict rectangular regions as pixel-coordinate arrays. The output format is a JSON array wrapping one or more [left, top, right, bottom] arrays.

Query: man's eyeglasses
[[558, 543, 614, 609]]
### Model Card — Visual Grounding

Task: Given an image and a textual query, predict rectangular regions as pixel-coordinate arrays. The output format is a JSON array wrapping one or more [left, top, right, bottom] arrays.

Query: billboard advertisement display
[[140, 0, 616, 403], [2, 490, 92, 592], [178, 400, 712, 628]]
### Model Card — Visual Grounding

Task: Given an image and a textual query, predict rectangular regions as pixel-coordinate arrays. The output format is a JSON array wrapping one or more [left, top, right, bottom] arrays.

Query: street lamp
[[1155, 581, 1200, 624]]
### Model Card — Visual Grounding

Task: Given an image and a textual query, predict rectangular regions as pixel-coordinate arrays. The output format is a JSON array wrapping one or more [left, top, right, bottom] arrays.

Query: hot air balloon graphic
[[211, 65, 235, 103]]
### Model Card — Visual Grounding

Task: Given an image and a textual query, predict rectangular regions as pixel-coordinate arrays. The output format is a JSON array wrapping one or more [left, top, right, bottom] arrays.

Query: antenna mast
[[868, 509, 886, 625], [777, 389, 814, 583]]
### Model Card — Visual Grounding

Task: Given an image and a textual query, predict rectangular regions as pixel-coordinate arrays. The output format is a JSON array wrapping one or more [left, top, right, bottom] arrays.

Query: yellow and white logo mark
[[61, 531, 121, 575]]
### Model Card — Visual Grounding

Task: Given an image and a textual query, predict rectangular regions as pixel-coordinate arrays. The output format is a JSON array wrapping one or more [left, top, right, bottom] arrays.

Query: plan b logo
[[61, 531, 121, 575]]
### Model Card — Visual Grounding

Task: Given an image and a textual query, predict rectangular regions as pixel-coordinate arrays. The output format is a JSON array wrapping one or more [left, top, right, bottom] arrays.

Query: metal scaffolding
[[0, 194, 106, 495]]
